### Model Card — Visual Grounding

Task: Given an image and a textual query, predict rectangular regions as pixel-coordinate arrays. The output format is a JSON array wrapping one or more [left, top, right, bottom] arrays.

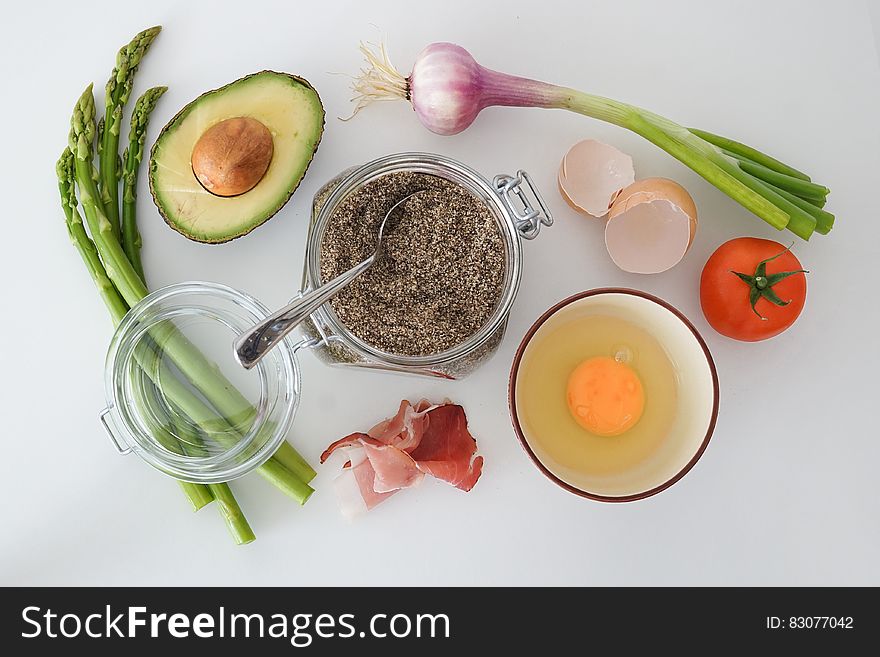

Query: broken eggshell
[[604, 178, 698, 274], [557, 139, 635, 218]]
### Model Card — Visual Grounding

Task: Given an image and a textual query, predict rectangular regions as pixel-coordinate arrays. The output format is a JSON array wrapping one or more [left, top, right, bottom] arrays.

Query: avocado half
[[149, 71, 324, 243]]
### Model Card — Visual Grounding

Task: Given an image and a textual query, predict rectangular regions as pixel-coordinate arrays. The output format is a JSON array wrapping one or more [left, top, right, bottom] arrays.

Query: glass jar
[[99, 282, 301, 483], [300, 152, 552, 379]]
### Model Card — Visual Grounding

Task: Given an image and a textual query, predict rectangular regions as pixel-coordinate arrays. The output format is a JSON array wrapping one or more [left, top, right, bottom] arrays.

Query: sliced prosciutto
[[366, 399, 435, 451], [407, 404, 484, 491], [321, 400, 483, 516], [333, 450, 397, 518]]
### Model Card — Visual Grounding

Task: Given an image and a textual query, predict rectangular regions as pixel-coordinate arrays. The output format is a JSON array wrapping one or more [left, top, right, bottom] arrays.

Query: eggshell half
[[605, 199, 693, 274], [558, 140, 635, 218], [610, 178, 698, 246]]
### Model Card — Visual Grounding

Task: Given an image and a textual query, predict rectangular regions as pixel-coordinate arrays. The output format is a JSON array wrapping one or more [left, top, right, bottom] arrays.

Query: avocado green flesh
[[150, 71, 324, 243]]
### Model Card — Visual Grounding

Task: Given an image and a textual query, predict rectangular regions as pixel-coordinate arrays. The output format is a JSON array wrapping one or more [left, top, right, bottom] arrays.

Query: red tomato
[[700, 238, 807, 342]]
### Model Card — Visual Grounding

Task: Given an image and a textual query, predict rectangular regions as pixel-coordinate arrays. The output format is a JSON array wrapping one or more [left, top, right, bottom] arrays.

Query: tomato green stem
[[730, 244, 808, 319]]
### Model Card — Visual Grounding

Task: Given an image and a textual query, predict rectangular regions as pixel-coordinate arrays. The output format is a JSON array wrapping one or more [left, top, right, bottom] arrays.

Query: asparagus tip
[[56, 148, 72, 177]]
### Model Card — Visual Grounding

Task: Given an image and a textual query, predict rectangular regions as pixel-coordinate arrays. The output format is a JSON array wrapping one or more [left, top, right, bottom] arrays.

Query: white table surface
[[2, 0, 878, 586]]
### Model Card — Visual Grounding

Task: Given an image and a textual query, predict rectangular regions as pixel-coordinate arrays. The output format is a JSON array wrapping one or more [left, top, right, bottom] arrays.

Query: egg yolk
[[566, 356, 645, 436]]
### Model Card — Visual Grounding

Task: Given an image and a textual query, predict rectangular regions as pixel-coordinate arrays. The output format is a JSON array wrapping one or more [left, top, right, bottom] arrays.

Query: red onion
[[407, 43, 560, 135]]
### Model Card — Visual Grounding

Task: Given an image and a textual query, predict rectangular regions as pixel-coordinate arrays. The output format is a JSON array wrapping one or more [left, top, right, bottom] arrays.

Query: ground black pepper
[[319, 172, 505, 356]]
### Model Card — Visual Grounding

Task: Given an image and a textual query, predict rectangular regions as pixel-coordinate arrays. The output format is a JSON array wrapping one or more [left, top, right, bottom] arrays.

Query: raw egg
[[566, 356, 645, 436]]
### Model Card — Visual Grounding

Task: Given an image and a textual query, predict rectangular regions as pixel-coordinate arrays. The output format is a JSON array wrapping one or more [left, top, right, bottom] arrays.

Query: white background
[[1, 0, 878, 585]]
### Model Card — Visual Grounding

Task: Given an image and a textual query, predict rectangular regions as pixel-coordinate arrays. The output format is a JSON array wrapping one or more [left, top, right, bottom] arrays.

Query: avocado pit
[[191, 116, 274, 197]]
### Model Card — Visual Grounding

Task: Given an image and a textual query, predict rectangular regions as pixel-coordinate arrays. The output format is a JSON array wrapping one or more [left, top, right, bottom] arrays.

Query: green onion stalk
[[351, 41, 833, 240]]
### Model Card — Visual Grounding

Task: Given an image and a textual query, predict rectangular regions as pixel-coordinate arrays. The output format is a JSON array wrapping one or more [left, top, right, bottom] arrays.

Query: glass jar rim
[[102, 281, 301, 483], [306, 152, 524, 368]]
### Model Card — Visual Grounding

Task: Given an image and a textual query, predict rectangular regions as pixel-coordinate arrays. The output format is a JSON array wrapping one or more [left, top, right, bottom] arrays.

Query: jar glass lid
[[101, 282, 300, 483]]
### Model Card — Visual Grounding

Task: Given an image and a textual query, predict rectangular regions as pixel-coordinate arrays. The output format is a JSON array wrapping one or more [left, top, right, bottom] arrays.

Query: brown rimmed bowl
[[508, 289, 719, 502]]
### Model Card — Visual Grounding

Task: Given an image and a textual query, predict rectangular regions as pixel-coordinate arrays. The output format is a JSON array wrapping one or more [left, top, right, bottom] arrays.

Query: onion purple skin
[[408, 43, 560, 135], [409, 43, 482, 135]]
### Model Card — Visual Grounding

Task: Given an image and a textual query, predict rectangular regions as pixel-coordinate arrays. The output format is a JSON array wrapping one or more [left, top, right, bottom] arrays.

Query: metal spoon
[[234, 190, 423, 370]]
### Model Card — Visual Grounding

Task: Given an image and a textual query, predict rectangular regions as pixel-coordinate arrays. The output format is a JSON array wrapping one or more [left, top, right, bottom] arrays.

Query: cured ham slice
[[321, 400, 483, 516], [408, 404, 484, 491], [365, 399, 435, 451], [361, 441, 425, 493], [334, 452, 398, 519]]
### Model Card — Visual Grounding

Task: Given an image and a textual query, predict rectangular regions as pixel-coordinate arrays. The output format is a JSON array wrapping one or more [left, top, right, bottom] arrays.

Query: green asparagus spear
[[182, 481, 215, 511], [57, 149, 128, 320], [59, 151, 264, 530], [61, 140, 308, 525], [68, 61, 314, 513], [100, 26, 161, 238], [167, 414, 256, 544], [207, 483, 256, 544], [122, 86, 167, 281], [74, 88, 266, 419], [58, 149, 213, 513], [70, 85, 149, 307], [69, 85, 314, 499], [60, 27, 312, 537], [140, 378, 255, 543]]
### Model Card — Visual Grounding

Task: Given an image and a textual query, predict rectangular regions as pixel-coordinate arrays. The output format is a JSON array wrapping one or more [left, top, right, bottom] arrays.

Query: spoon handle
[[234, 255, 375, 369]]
